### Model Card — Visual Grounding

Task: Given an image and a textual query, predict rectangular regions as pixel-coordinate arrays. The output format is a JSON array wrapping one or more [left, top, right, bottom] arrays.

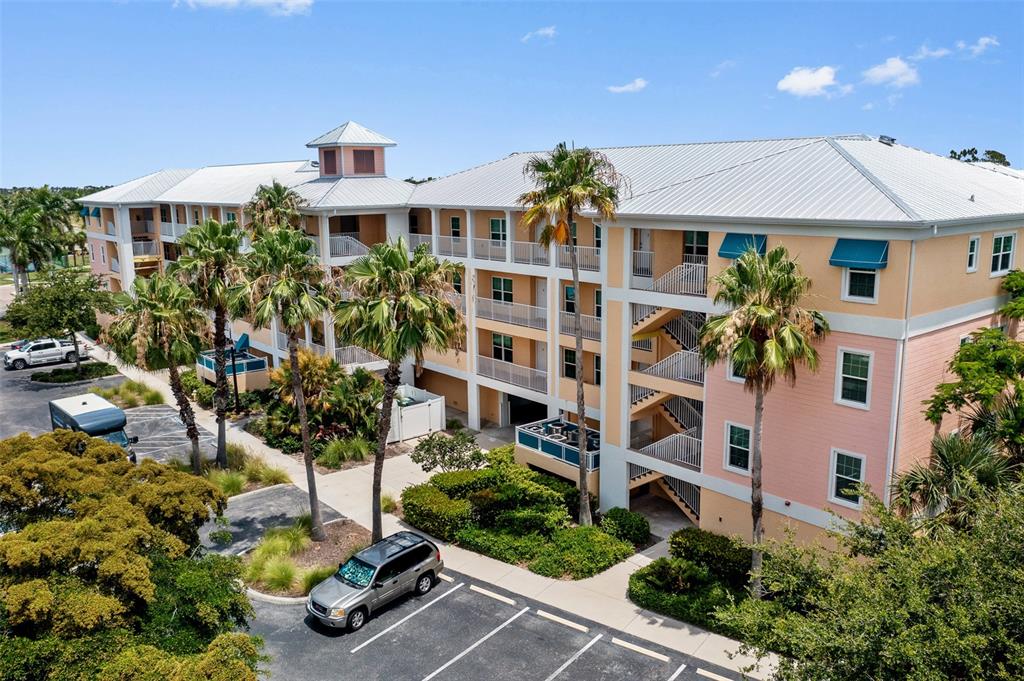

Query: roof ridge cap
[[824, 138, 922, 221]]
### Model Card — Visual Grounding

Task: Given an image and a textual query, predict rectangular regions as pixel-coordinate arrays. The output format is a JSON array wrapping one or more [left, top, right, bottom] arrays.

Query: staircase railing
[[329, 234, 370, 258], [663, 396, 703, 431], [647, 255, 708, 297], [641, 350, 704, 385], [630, 384, 657, 405], [663, 475, 701, 517], [637, 432, 702, 471]]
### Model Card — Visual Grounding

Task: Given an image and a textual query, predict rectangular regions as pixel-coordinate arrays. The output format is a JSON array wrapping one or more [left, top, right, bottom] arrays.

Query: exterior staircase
[[629, 385, 672, 416], [627, 463, 701, 524], [632, 304, 679, 336]]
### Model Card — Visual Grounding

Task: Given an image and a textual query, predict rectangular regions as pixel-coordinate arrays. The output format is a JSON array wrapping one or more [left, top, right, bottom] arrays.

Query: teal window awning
[[718, 233, 767, 259], [90, 207, 101, 217], [829, 239, 889, 270], [79, 207, 89, 216]]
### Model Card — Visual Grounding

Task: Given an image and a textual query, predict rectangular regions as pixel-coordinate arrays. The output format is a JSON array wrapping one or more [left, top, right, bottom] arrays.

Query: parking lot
[[251, 570, 741, 681]]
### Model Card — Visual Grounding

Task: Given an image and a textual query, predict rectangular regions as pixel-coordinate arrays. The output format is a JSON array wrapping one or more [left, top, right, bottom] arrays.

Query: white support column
[[546, 270, 560, 418], [201, 205, 208, 222], [385, 210, 406, 243], [318, 214, 330, 265], [269, 317, 282, 367], [465, 262, 481, 430], [430, 208, 440, 254], [169, 203, 178, 238], [504, 209, 513, 264], [466, 209, 475, 260], [115, 206, 137, 290]]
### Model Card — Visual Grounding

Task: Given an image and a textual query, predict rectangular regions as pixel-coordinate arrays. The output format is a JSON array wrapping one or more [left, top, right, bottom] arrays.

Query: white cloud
[[959, 36, 999, 57], [910, 44, 951, 61], [521, 25, 557, 43], [709, 59, 737, 78], [863, 57, 919, 88], [861, 102, 875, 111], [607, 77, 648, 94], [176, 0, 312, 15], [887, 93, 903, 109], [776, 66, 847, 98]]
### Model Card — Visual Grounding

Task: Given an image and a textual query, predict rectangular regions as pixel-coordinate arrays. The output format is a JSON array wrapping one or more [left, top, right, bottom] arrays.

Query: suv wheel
[[347, 608, 367, 632], [415, 573, 434, 596], [65, 352, 78, 363], [11, 359, 26, 370]]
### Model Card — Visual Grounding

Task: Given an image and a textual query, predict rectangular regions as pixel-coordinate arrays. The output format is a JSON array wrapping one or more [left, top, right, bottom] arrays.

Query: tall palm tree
[[518, 142, 623, 527], [106, 274, 208, 474], [965, 390, 1024, 466], [172, 219, 245, 469], [238, 227, 330, 541], [244, 180, 306, 236], [335, 238, 464, 542], [0, 191, 67, 293], [892, 432, 1016, 532], [699, 245, 829, 598]]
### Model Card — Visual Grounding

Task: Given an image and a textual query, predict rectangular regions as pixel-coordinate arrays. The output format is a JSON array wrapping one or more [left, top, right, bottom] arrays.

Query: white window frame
[[990, 232, 1016, 277], [489, 218, 507, 242], [226, 211, 237, 223], [563, 284, 576, 313], [100, 246, 106, 264], [452, 272, 462, 294], [89, 244, 95, 262], [834, 347, 873, 410], [193, 209, 200, 225], [594, 224, 602, 249], [491, 276, 513, 303], [723, 421, 752, 475], [726, 354, 746, 384], [594, 289, 602, 318], [450, 216, 461, 238], [594, 354, 601, 385], [841, 267, 878, 304], [492, 332, 513, 363], [966, 235, 980, 273], [562, 347, 577, 380], [828, 448, 866, 509]]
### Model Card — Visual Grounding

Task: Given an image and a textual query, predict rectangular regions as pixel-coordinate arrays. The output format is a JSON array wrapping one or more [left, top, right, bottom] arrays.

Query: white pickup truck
[[3, 338, 91, 370]]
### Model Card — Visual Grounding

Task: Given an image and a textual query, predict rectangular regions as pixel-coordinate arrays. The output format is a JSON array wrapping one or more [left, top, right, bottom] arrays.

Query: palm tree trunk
[[69, 332, 82, 377], [750, 384, 766, 599], [568, 238, 592, 526], [372, 361, 401, 543], [13, 263, 28, 294], [167, 360, 203, 475], [289, 332, 325, 541], [213, 302, 228, 468]]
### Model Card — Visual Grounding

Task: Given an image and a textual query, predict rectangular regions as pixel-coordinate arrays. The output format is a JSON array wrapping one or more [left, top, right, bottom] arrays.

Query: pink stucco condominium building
[[80, 123, 1024, 542]]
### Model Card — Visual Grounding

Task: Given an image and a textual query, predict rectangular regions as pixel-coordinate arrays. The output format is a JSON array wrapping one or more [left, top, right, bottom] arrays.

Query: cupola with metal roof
[[305, 121, 395, 178]]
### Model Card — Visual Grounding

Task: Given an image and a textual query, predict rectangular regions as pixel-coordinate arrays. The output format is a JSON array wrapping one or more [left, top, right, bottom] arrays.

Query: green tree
[[335, 238, 464, 542], [243, 180, 306, 235], [4, 268, 114, 376], [965, 391, 1024, 465], [237, 226, 330, 541], [698, 246, 829, 597], [924, 327, 1024, 423], [949, 147, 1012, 166], [518, 142, 623, 527], [0, 189, 71, 293], [999, 269, 1024, 320], [172, 219, 245, 469], [411, 430, 486, 473], [106, 274, 209, 474]]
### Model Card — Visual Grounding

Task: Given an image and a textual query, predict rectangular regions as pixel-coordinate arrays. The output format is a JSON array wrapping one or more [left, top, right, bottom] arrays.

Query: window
[[594, 289, 602, 318], [959, 334, 973, 346], [492, 333, 513, 362], [842, 268, 877, 303], [408, 213, 419, 234], [452, 272, 462, 294], [727, 355, 746, 383], [594, 224, 602, 249], [226, 211, 237, 223], [89, 244, 95, 262], [725, 423, 750, 473], [563, 285, 576, 313], [450, 216, 461, 238], [991, 233, 1015, 275], [684, 231, 709, 257], [594, 355, 601, 385], [830, 450, 864, 507], [193, 209, 200, 226], [836, 349, 871, 409], [100, 247, 106, 264], [489, 218, 507, 242], [322, 149, 338, 175], [353, 149, 375, 174], [966, 236, 980, 272], [563, 348, 577, 379], [159, 206, 169, 223], [491, 277, 512, 302]]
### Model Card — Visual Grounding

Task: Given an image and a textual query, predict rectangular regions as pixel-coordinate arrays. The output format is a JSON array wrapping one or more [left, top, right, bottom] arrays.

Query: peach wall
[[702, 330, 898, 519], [477, 328, 537, 367], [439, 209, 467, 237], [473, 210, 507, 239], [417, 369, 469, 413], [604, 300, 625, 447], [409, 208, 431, 234], [480, 385, 502, 426], [318, 147, 341, 176], [607, 227, 626, 289], [422, 345, 468, 371], [699, 489, 838, 547], [477, 269, 540, 305]]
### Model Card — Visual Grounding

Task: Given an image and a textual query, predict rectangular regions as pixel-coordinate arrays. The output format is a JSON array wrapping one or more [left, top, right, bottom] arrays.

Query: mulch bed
[[299, 439, 418, 476]]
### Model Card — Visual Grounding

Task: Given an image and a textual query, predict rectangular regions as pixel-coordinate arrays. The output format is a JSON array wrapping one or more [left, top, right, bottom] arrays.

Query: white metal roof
[[155, 160, 313, 205], [80, 168, 198, 204], [305, 121, 397, 148], [291, 176, 414, 209]]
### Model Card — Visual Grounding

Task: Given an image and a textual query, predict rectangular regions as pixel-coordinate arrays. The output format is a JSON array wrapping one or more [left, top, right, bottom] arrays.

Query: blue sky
[[2, 1, 1022, 187]]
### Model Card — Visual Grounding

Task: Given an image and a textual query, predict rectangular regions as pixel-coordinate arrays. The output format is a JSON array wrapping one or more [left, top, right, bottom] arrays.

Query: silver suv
[[307, 531, 443, 631]]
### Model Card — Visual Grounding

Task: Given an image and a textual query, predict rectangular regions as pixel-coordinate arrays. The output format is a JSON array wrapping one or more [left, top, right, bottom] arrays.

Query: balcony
[[196, 349, 270, 392], [329, 234, 370, 259], [335, 345, 387, 372], [558, 245, 600, 272], [640, 350, 704, 385], [446, 292, 466, 313], [512, 241, 549, 266], [275, 332, 327, 357], [477, 355, 546, 393], [110, 258, 121, 274], [516, 417, 600, 470], [408, 234, 433, 253], [632, 253, 708, 297], [475, 297, 547, 330], [436, 236, 468, 258], [630, 431, 702, 472], [473, 238, 507, 262], [131, 240, 159, 258], [632, 250, 653, 278], [559, 311, 600, 341]]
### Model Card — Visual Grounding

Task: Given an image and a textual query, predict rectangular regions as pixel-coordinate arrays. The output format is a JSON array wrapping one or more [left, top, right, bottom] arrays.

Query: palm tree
[[172, 219, 245, 469], [238, 227, 330, 541], [244, 180, 306, 236], [893, 432, 1016, 532], [335, 238, 464, 542], [965, 391, 1024, 466], [0, 191, 68, 293], [698, 245, 829, 598], [518, 142, 623, 527], [106, 274, 208, 474]]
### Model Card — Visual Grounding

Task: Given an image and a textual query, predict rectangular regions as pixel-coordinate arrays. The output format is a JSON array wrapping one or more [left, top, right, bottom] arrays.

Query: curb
[[246, 586, 308, 605], [28, 371, 121, 387]]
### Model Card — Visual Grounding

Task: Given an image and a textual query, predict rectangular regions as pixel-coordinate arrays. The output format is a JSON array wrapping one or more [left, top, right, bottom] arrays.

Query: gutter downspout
[[885, 237, 917, 505]]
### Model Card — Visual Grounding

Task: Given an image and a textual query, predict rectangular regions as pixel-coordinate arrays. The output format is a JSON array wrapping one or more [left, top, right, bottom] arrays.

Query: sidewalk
[[90, 342, 774, 679]]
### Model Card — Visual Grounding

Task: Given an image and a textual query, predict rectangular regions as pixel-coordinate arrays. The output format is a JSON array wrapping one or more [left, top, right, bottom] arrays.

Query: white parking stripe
[[696, 670, 731, 681], [469, 584, 516, 605], [610, 637, 671, 663], [350, 582, 465, 654], [667, 663, 687, 680], [536, 609, 589, 633], [542, 634, 602, 681], [420, 607, 530, 681]]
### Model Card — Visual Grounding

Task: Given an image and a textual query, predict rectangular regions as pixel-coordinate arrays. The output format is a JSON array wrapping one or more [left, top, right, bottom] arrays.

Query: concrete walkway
[[88, 341, 774, 679]]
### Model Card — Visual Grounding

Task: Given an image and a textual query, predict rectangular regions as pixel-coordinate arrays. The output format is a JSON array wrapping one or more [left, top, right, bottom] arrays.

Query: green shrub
[[274, 435, 302, 454], [207, 470, 245, 497], [532, 472, 579, 512], [627, 557, 738, 631], [194, 384, 215, 409], [265, 525, 310, 555], [601, 507, 650, 547], [293, 513, 312, 537], [445, 418, 462, 430], [258, 465, 291, 486], [454, 526, 546, 564], [120, 393, 140, 408], [484, 444, 516, 467], [262, 557, 297, 591], [299, 566, 337, 595], [669, 527, 752, 589], [528, 526, 633, 579], [430, 468, 495, 499], [317, 437, 370, 468], [495, 507, 570, 537], [142, 388, 165, 405], [30, 362, 119, 383], [180, 369, 202, 393], [225, 443, 250, 471], [467, 487, 503, 526], [381, 493, 398, 514], [401, 483, 472, 541]]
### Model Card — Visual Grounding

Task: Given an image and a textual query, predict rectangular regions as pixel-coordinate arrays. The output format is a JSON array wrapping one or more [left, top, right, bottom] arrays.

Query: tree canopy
[[924, 327, 1024, 423]]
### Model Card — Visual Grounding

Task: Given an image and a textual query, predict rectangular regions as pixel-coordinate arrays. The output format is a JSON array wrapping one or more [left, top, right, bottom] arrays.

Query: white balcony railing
[[640, 350, 704, 385], [646, 255, 708, 297], [664, 476, 701, 517], [477, 355, 546, 393], [160, 222, 174, 237], [329, 234, 370, 258], [512, 241, 549, 266], [473, 238, 507, 261], [630, 384, 657, 405], [436, 235, 468, 258], [632, 250, 654, 278], [559, 311, 600, 340], [335, 345, 386, 369], [475, 297, 547, 330], [132, 240, 158, 257], [635, 431, 702, 471], [275, 332, 327, 357], [558, 245, 600, 272], [408, 234, 433, 253]]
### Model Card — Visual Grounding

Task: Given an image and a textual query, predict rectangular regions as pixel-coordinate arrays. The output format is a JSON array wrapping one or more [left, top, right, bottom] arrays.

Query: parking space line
[[667, 663, 687, 680], [438, 573, 454, 583], [350, 582, 465, 654], [469, 584, 516, 605], [542, 634, 602, 681], [610, 637, 671, 663], [696, 670, 731, 681], [536, 609, 589, 633], [420, 607, 530, 681]]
